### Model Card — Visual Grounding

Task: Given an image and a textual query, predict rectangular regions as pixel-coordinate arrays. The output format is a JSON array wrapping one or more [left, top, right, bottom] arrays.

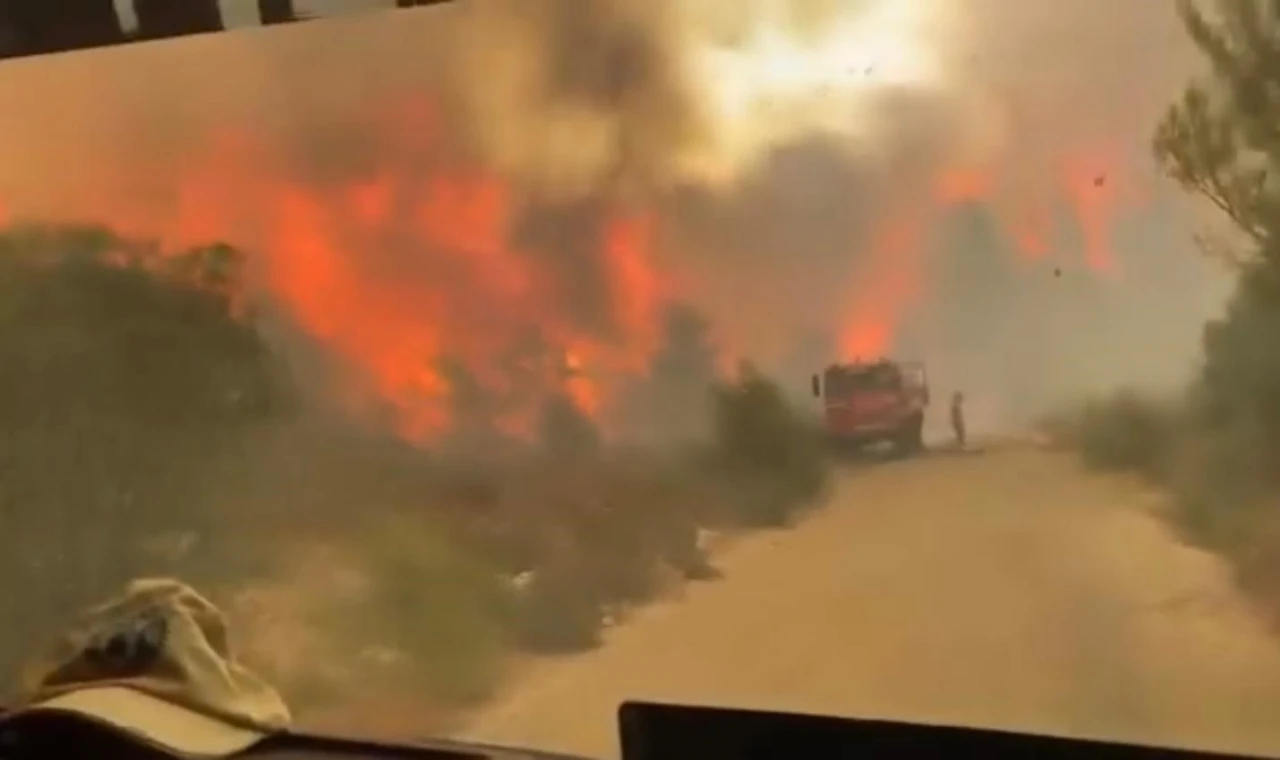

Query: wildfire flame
[[0, 29, 1152, 442], [31, 96, 670, 442], [836, 146, 1146, 362], [0, 86, 1145, 440]]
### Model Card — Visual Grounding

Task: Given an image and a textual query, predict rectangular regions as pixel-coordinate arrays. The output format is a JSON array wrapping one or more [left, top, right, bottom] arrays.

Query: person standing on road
[[951, 391, 966, 450]]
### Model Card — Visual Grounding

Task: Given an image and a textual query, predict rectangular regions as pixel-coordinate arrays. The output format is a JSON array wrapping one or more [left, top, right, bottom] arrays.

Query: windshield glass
[[5, 1, 1280, 759], [826, 364, 900, 396]]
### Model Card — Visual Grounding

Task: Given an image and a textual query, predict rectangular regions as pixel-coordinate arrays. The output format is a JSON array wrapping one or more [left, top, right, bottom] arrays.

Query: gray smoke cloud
[[0, 0, 1235, 431], [437, 0, 710, 202]]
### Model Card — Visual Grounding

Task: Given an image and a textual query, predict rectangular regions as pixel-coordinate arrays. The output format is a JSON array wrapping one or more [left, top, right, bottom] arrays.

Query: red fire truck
[[811, 360, 930, 456]]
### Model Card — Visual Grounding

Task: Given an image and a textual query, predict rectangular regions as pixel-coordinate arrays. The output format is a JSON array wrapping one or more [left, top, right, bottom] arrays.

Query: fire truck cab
[[811, 360, 929, 456]]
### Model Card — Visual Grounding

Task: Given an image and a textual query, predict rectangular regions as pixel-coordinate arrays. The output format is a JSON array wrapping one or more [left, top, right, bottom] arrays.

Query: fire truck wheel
[[895, 413, 925, 456]]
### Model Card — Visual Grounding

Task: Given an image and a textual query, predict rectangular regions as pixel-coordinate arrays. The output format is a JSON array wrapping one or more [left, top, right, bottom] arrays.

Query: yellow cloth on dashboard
[[12, 577, 290, 757]]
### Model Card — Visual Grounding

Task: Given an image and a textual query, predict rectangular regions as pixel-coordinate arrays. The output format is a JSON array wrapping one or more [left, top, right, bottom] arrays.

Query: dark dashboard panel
[[618, 701, 1275, 760], [0, 711, 587, 760], [0, 710, 175, 760], [12, 699, 1277, 760], [248, 732, 589, 760]]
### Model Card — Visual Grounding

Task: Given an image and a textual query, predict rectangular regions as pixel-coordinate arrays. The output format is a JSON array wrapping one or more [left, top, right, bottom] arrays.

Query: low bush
[[1055, 391, 1179, 478], [511, 560, 605, 654], [710, 363, 830, 526]]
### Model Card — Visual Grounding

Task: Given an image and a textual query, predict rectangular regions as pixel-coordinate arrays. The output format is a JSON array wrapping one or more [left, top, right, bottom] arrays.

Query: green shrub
[[1165, 420, 1272, 551], [710, 363, 829, 526], [347, 518, 511, 705], [0, 226, 294, 689], [512, 562, 604, 654], [1064, 391, 1179, 478]]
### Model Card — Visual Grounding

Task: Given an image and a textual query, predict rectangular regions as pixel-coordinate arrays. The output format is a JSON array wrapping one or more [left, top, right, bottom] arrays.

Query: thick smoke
[[0, 0, 1237, 433], [906, 0, 1229, 429], [439, 0, 710, 202]]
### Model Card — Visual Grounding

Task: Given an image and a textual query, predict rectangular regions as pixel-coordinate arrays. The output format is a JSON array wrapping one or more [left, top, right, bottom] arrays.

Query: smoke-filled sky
[[0, 0, 1234, 435]]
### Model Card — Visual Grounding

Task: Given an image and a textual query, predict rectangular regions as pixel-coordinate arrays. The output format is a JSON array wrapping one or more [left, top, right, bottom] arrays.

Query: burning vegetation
[[0, 215, 830, 726], [0, 0, 1229, 731]]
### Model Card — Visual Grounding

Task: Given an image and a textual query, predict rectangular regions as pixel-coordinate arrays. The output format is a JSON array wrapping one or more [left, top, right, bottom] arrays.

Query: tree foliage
[[0, 224, 294, 683], [710, 362, 828, 525], [631, 302, 721, 444], [538, 392, 601, 458], [1149, 0, 1280, 506], [1153, 0, 1280, 253]]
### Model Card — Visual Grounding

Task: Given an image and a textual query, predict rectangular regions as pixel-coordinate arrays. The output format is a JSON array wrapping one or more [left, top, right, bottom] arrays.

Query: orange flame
[[838, 211, 927, 361], [9, 97, 669, 442], [836, 143, 1146, 360], [0, 84, 1148, 437]]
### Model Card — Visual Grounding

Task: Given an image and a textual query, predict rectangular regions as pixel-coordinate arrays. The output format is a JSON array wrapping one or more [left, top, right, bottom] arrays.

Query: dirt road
[[459, 447, 1280, 759]]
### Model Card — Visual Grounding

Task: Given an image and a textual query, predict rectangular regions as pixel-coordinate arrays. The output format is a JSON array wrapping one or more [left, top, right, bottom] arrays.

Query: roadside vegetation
[[0, 222, 830, 729], [1055, 0, 1280, 629]]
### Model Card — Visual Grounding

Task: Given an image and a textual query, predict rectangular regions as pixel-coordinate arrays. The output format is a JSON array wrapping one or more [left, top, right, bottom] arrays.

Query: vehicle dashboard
[[1, 700, 1274, 760], [0, 711, 579, 760]]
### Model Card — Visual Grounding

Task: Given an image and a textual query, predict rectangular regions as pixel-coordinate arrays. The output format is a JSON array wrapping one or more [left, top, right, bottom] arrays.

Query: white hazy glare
[[685, 0, 965, 180]]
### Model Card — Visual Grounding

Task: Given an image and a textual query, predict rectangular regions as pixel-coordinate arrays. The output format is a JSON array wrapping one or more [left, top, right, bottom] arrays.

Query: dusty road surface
[[459, 447, 1280, 759]]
